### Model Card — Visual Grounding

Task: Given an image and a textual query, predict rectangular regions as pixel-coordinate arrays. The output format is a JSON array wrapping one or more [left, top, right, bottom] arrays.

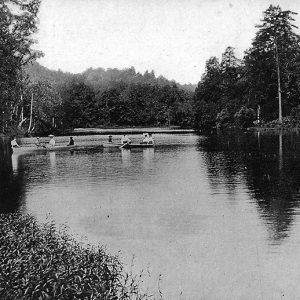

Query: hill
[[24, 62, 196, 92]]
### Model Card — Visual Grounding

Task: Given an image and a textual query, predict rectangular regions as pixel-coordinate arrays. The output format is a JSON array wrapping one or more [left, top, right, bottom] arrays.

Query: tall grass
[[0, 214, 152, 299]]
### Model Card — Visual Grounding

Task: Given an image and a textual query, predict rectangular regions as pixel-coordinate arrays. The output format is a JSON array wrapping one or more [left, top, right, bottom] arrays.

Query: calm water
[[2, 132, 300, 299]]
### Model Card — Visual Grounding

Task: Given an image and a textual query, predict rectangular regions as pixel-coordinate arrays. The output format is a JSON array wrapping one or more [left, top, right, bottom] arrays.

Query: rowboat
[[12, 145, 76, 153], [121, 143, 154, 149], [12, 144, 102, 154], [102, 142, 123, 148]]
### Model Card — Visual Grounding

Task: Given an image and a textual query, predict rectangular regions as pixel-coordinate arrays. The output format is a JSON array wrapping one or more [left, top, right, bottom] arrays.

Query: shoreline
[[73, 127, 195, 135], [247, 127, 300, 133]]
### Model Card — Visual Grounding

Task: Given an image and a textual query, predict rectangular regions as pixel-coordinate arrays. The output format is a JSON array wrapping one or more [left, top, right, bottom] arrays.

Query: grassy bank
[[0, 214, 150, 299]]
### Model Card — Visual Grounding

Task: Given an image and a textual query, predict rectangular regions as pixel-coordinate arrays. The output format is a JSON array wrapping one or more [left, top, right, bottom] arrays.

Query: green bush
[[0, 214, 150, 300], [290, 105, 300, 126], [216, 108, 231, 128], [234, 106, 256, 128]]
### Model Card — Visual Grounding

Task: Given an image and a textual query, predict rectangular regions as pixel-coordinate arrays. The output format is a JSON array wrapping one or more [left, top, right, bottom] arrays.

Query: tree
[[194, 57, 222, 129], [245, 5, 300, 122], [0, 0, 42, 133], [61, 80, 96, 129], [234, 106, 256, 128], [24, 81, 62, 135]]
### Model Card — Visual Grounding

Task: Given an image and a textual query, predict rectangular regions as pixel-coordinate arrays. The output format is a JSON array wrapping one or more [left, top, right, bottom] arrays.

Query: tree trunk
[[275, 41, 282, 123], [28, 92, 33, 133]]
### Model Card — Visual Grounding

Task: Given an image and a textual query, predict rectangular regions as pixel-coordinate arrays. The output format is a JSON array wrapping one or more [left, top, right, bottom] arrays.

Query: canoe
[[121, 143, 154, 149], [12, 144, 102, 154], [102, 142, 123, 148]]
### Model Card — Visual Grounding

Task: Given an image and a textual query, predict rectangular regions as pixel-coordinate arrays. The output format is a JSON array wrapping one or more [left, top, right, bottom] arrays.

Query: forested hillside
[[21, 62, 194, 134]]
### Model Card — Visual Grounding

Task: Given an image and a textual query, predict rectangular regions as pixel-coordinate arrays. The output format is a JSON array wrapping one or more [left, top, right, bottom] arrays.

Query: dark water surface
[[2, 132, 300, 299]]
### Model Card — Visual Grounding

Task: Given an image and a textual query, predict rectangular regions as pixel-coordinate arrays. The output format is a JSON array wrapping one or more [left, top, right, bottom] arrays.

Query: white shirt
[[121, 135, 130, 143], [49, 138, 55, 147], [148, 136, 154, 144], [143, 136, 149, 143], [11, 139, 19, 147]]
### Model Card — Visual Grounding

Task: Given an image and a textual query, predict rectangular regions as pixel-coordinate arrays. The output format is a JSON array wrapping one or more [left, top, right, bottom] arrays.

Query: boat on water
[[12, 144, 102, 154], [102, 142, 123, 148], [121, 143, 154, 149]]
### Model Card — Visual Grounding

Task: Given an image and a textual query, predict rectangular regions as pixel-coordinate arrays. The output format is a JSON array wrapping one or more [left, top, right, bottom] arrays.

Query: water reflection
[[121, 149, 131, 167], [0, 139, 25, 212], [199, 130, 300, 244], [49, 152, 56, 169], [143, 148, 154, 168], [2, 133, 300, 298]]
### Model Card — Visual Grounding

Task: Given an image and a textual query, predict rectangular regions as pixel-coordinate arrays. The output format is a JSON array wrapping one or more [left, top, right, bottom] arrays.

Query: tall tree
[[193, 57, 222, 129], [0, 0, 42, 132], [245, 5, 300, 121]]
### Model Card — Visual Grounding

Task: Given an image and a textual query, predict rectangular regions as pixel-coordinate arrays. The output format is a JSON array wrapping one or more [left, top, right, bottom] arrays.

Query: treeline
[[2, 3, 300, 135], [20, 65, 194, 135], [0, 0, 194, 135], [194, 5, 300, 130]]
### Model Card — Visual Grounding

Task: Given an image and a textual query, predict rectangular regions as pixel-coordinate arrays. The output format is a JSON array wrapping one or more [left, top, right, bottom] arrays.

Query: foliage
[[193, 5, 300, 131], [216, 108, 231, 128], [0, 213, 151, 300], [244, 5, 300, 121], [193, 57, 222, 129], [19, 63, 195, 133], [0, 0, 42, 133], [290, 105, 300, 126], [22, 81, 62, 135], [61, 79, 97, 129], [234, 106, 256, 128], [261, 117, 293, 129]]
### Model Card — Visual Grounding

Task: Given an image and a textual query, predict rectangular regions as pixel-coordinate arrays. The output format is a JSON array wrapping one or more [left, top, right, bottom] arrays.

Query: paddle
[[119, 142, 129, 149]]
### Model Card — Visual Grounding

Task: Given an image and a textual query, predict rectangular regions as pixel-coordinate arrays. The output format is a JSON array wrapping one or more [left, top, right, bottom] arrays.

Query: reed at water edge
[[0, 213, 153, 299]]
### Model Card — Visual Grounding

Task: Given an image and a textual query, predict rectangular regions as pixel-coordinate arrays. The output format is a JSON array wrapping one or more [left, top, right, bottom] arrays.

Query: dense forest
[[194, 5, 300, 130], [1, 2, 300, 135], [22, 63, 195, 134]]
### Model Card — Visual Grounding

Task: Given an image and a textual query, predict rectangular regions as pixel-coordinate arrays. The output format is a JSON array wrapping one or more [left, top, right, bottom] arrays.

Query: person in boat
[[11, 137, 20, 148], [35, 137, 46, 148], [48, 135, 55, 147], [148, 133, 154, 144], [68, 137, 74, 146], [141, 133, 149, 144], [121, 134, 131, 144]]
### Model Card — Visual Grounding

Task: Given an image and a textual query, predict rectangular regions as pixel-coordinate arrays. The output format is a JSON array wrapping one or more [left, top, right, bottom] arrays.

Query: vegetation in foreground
[[0, 214, 150, 300]]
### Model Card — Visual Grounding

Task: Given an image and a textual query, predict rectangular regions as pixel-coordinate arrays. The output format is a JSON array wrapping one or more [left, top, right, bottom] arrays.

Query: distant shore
[[247, 126, 300, 133], [73, 127, 195, 135]]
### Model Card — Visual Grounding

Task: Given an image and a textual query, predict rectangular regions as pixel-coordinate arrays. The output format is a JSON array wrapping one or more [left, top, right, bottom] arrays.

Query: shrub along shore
[[0, 214, 150, 300]]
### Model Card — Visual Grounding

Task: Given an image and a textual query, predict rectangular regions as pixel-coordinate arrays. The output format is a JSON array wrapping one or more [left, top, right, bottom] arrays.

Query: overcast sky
[[35, 0, 300, 84]]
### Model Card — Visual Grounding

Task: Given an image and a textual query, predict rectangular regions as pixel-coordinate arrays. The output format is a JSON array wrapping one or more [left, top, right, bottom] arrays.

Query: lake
[[1, 131, 300, 299]]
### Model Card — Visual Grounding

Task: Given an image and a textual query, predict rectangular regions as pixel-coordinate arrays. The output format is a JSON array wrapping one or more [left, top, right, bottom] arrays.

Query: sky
[[35, 0, 300, 84]]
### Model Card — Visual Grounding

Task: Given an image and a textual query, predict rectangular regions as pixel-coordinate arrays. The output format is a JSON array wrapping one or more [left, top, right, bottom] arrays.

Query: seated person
[[35, 137, 45, 148], [121, 134, 131, 144], [68, 137, 74, 146], [148, 133, 154, 144], [48, 135, 55, 147], [11, 137, 20, 148], [141, 133, 149, 144]]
